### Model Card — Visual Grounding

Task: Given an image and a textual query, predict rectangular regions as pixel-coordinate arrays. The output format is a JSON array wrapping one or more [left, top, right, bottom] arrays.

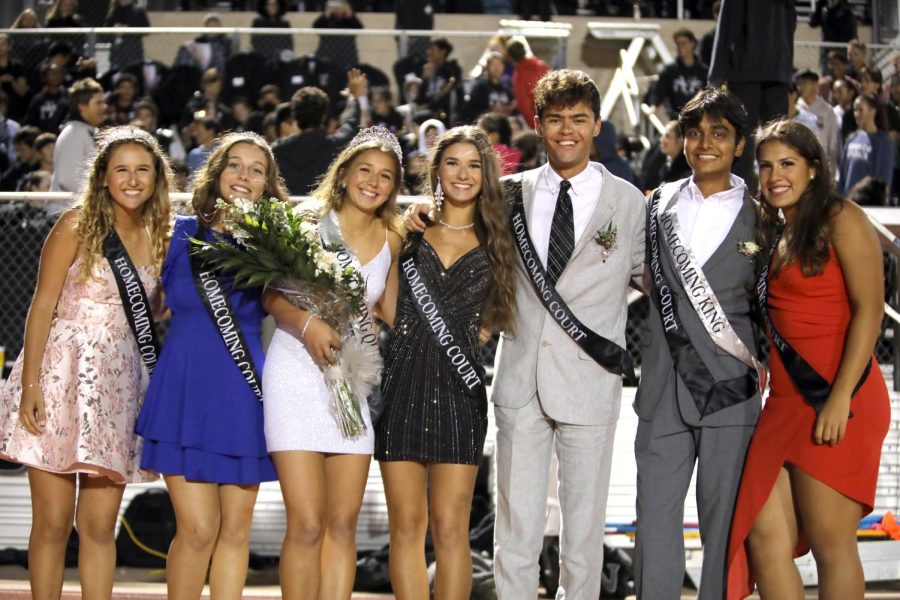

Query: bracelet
[[301, 313, 318, 340], [23, 383, 37, 389]]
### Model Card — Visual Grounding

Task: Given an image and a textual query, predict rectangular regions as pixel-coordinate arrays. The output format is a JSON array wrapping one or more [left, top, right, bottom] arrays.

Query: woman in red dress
[[726, 119, 890, 599]]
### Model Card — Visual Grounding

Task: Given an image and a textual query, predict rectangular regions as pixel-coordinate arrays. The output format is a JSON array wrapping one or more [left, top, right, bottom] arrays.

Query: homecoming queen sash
[[757, 230, 869, 413], [318, 210, 385, 420], [104, 230, 160, 375], [509, 192, 636, 382], [648, 188, 764, 416], [189, 232, 263, 401], [399, 238, 486, 403]]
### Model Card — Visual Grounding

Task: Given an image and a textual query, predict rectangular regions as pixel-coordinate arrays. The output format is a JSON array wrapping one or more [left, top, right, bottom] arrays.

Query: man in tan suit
[[491, 70, 646, 599]]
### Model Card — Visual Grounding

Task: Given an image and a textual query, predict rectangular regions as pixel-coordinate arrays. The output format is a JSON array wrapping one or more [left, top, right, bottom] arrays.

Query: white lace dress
[[263, 239, 391, 454]]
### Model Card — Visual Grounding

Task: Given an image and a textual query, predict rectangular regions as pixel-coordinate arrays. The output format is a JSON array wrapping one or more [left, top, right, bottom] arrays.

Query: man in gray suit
[[491, 69, 646, 599], [634, 86, 764, 599]]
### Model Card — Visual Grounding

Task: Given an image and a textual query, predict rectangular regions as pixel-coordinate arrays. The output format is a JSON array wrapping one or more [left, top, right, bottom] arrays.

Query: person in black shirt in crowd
[[313, 0, 364, 72], [0, 125, 40, 191], [699, 1, 720, 67], [463, 51, 515, 124], [105, 0, 151, 71], [180, 67, 234, 132], [106, 72, 139, 125], [647, 28, 708, 119], [417, 38, 462, 124], [273, 68, 367, 195], [809, 0, 858, 75], [0, 34, 32, 124], [369, 86, 405, 134], [251, 0, 294, 61], [273, 102, 298, 139], [25, 63, 69, 134]]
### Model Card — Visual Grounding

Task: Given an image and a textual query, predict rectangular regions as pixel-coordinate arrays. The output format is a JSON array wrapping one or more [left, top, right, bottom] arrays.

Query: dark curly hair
[[533, 69, 601, 122]]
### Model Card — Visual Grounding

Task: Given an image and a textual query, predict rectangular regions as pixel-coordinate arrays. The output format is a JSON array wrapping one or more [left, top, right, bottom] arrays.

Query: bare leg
[[793, 468, 865, 600], [745, 467, 803, 599], [208, 483, 259, 600], [428, 463, 478, 600], [165, 476, 222, 600], [272, 451, 326, 600], [27, 469, 76, 600], [380, 460, 429, 599], [320, 453, 371, 600], [74, 474, 126, 600]]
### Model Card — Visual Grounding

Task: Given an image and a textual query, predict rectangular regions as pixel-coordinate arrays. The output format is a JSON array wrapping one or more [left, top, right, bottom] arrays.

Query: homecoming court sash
[[104, 229, 160, 376], [400, 236, 487, 403], [508, 190, 636, 383], [757, 230, 870, 412], [647, 188, 763, 417], [189, 230, 263, 401]]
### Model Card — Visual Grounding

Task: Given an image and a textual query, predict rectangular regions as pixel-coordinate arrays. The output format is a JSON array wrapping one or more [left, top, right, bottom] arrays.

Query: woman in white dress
[[262, 126, 404, 600]]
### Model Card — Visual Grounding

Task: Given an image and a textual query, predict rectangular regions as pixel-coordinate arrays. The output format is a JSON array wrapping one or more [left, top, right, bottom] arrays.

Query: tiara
[[347, 126, 404, 164], [97, 125, 161, 153]]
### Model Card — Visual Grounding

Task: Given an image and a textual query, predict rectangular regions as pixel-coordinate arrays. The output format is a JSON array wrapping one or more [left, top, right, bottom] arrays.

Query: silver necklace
[[439, 219, 475, 231]]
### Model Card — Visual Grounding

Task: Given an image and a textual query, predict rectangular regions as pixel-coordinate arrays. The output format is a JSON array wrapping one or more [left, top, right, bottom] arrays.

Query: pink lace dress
[[0, 256, 158, 484]]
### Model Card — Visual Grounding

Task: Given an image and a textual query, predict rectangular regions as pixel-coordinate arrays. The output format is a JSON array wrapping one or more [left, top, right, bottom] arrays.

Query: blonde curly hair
[[74, 126, 174, 280]]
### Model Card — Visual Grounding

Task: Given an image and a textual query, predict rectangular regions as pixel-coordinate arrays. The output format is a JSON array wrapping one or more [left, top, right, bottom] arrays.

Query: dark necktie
[[546, 179, 574, 286]]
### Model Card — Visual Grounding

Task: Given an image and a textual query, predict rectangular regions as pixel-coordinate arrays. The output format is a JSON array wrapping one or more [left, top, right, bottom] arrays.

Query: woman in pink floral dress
[[0, 126, 173, 599]]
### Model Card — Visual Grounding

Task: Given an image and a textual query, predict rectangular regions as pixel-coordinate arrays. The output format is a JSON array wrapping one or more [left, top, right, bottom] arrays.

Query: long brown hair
[[191, 131, 290, 227], [755, 119, 843, 277], [424, 125, 517, 333], [74, 125, 174, 279], [309, 127, 402, 234]]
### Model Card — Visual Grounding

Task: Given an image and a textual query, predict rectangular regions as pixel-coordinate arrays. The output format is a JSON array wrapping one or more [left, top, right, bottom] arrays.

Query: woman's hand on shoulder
[[813, 392, 851, 446], [403, 202, 433, 233]]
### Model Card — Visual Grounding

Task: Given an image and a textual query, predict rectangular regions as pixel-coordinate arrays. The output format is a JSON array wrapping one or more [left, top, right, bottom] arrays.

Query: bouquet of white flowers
[[191, 197, 379, 439]]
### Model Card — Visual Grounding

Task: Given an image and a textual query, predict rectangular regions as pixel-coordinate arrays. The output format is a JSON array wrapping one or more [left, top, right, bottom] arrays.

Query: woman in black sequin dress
[[376, 126, 518, 599]]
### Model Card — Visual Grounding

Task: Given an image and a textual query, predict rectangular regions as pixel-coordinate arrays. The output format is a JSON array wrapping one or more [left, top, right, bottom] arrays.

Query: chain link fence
[[3, 196, 899, 381]]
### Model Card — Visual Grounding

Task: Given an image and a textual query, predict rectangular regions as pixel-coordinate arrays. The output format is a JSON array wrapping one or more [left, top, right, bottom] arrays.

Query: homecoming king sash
[[104, 229, 160, 376], [400, 238, 487, 403], [757, 230, 869, 412], [508, 190, 636, 382], [189, 232, 263, 400], [648, 187, 763, 416]]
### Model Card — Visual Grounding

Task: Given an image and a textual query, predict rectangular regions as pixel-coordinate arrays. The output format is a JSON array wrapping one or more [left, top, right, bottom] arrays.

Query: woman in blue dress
[[135, 131, 289, 599]]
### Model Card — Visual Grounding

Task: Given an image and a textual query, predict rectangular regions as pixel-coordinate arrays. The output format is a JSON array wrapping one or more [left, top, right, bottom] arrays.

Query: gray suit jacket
[[492, 162, 647, 426], [635, 179, 762, 429]]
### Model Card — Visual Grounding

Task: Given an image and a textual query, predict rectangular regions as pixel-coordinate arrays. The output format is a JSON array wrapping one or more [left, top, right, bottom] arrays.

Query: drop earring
[[434, 176, 444, 213]]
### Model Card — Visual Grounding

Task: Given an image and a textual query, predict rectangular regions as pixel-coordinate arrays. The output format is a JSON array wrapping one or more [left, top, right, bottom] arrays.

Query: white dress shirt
[[531, 163, 603, 267], [676, 175, 746, 266]]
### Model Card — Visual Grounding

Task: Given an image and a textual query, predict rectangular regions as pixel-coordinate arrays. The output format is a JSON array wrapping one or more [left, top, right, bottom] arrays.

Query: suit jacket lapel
[[701, 193, 756, 273]]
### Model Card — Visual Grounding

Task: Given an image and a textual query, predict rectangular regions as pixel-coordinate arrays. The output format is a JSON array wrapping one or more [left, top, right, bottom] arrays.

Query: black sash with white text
[[400, 243, 487, 403], [189, 236, 263, 401], [647, 190, 758, 417], [757, 231, 869, 412], [509, 195, 636, 383], [103, 230, 160, 376]]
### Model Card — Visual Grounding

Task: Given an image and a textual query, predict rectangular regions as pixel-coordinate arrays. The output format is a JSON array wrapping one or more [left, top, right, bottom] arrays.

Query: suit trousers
[[494, 394, 617, 600], [633, 394, 754, 600]]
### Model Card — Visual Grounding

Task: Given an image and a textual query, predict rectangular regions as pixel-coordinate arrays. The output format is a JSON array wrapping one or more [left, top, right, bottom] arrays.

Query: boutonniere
[[594, 221, 618, 261], [737, 240, 761, 257]]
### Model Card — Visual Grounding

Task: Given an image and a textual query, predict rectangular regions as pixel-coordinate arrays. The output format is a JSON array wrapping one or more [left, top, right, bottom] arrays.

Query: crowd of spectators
[[0, 0, 891, 209]]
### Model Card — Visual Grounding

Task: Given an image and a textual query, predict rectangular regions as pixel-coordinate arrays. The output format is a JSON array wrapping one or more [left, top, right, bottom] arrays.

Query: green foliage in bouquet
[[189, 197, 366, 316]]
